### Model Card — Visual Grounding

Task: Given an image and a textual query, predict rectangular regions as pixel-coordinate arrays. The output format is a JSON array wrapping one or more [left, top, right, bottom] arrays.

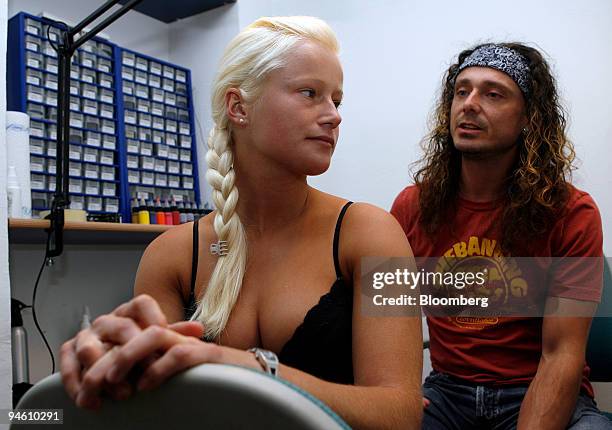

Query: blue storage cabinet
[[118, 47, 200, 221], [7, 12, 201, 222]]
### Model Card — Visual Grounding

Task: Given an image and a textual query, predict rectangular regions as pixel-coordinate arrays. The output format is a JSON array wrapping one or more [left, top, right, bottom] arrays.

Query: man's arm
[[517, 297, 594, 430]]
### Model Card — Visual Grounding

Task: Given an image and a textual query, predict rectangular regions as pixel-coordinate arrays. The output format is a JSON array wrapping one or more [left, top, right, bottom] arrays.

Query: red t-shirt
[[391, 184, 603, 397]]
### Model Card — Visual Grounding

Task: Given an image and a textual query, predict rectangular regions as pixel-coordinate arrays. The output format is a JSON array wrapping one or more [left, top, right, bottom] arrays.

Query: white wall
[[230, 0, 612, 254], [8, 0, 171, 60]]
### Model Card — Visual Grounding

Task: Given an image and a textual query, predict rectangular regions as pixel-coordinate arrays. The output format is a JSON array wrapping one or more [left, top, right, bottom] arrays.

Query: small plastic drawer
[[181, 176, 193, 189], [83, 147, 99, 163], [69, 161, 82, 176], [177, 96, 188, 109], [101, 119, 115, 134], [26, 103, 45, 120], [100, 104, 114, 120], [127, 155, 139, 169], [152, 116, 165, 131], [100, 88, 114, 104], [155, 173, 167, 187], [179, 122, 190, 135], [140, 156, 155, 170], [141, 171, 154, 185], [26, 85, 44, 103], [85, 114, 100, 131], [44, 73, 58, 90], [97, 72, 112, 90], [154, 158, 167, 173], [29, 138, 45, 155], [102, 182, 116, 197], [125, 125, 138, 140], [155, 143, 169, 159], [85, 180, 100, 195], [69, 80, 80, 96], [29, 121, 45, 138], [47, 105, 58, 121], [69, 128, 83, 144], [70, 96, 80, 112], [80, 68, 96, 84], [125, 109, 137, 125], [99, 150, 114, 166], [124, 95, 136, 110], [30, 173, 46, 190], [101, 166, 115, 181], [178, 109, 190, 123], [122, 51, 136, 67], [123, 80, 134, 95], [149, 74, 161, 88], [176, 83, 188, 95], [136, 84, 149, 98], [70, 195, 85, 210], [70, 65, 80, 80], [128, 169, 140, 184], [85, 131, 102, 147], [97, 58, 112, 73], [162, 65, 175, 79], [138, 113, 152, 128], [179, 134, 192, 148], [168, 161, 180, 174], [135, 70, 148, 85], [82, 99, 99, 116], [46, 141, 57, 157], [82, 83, 98, 100], [84, 164, 100, 179], [31, 191, 49, 208], [69, 178, 83, 194], [151, 102, 164, 117], [47, 159, 56, 174], [165, 106, 178, 120], [126, 138, 140, 154], [168, 175, 180, 188], [152, 130, 164, 143], [151, 88, 165, 103], [87, 196, 103, 211], [176, 70, 187, 83], [81, 40, 97, 53], [104, 197, 119, 213], [47, 124, 57, 140], [179, 149, 191, 162], [80, 52, 96, 69], [69, 144, 83, 161], [149, 61, 162, 75], [135, 57, 148, 71], [25, 51, 43, 69], [122, 66, 134, 81], [140, 142, 153, 156], [165, 133, 178, 147], [69, 112, 84, 128], [102, 134, 116, 150], [165, 92, 176, 107], [97, 42, 113, 58], [162, 78, 175, 92], [168, 147, 179, 161], [137, 99, 151, 114], [26, 69, 43, 86], [25, 18, 42, 36], [138, 127, 152, 142], [181, 162, 193, 176], [45, 57, 58, 74], [165, 119, 178, 133]]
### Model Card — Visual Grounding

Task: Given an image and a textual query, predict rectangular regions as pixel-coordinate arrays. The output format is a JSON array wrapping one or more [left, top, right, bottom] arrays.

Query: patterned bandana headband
[[453, 44, 531, 96]]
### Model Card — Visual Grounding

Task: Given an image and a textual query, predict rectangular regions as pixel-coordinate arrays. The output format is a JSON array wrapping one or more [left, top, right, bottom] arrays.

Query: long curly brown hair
[[413, 42, 576, 254]]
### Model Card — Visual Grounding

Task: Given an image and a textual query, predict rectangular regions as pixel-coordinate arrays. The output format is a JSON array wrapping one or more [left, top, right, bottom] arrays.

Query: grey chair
[[11, 363, 351, 429]]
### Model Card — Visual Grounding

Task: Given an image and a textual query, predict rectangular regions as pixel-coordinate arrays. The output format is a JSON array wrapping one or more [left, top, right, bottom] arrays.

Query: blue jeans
[[422, 371, 612, 429]]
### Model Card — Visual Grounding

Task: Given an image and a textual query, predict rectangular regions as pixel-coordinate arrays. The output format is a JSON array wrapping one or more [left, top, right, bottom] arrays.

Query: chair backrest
[[11, 364, 351, 430], [586, 258, 612, 382]]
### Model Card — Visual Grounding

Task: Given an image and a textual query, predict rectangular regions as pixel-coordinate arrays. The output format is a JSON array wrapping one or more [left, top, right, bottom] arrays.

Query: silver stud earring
[[239, 118, 245, 124], [522, 127, 528, 134]]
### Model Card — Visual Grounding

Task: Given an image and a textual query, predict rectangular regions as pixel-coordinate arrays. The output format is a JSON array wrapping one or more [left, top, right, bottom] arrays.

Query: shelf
[[8, 218, 173, 245]]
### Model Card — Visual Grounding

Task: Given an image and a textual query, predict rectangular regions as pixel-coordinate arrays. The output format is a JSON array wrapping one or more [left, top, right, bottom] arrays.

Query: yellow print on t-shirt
[[432, 236, 530, 330]]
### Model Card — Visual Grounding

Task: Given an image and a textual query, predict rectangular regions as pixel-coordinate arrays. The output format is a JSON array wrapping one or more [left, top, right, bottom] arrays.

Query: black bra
[[184, 202, 354, 384]]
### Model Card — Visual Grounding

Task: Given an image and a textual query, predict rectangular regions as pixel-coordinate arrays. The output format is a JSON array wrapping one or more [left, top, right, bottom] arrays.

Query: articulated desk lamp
[[45, 0, 143, 258]]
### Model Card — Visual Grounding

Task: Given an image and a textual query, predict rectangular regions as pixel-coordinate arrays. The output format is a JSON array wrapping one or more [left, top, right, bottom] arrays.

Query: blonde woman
[[60, 16, 423, 429]]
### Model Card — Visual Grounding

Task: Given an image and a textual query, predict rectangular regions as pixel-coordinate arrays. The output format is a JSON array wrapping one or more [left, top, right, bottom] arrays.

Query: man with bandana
[[391, 44, 612, 429]]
